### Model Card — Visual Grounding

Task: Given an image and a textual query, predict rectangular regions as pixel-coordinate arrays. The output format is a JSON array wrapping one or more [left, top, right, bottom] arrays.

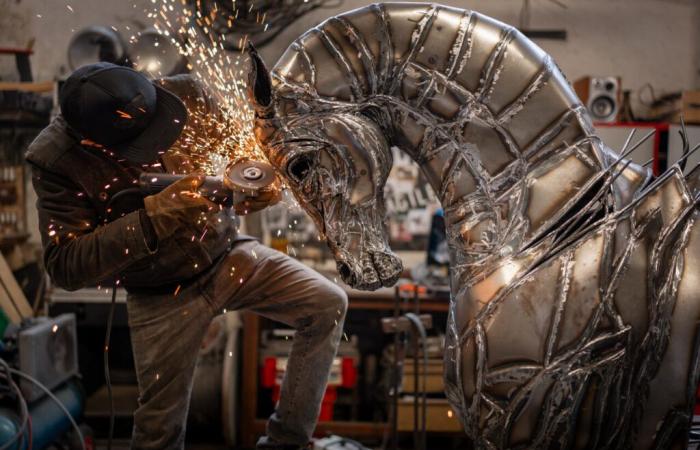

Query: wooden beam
[[0, 253, 32, 323], [0, 81, 54, 93]]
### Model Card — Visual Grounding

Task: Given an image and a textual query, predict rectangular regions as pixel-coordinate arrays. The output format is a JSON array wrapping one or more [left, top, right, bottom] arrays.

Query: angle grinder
[[139, 160, 277, 206]]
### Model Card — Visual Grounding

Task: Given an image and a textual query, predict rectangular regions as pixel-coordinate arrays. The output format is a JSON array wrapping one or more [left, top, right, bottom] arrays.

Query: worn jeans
[[125, 240, 348, 449]]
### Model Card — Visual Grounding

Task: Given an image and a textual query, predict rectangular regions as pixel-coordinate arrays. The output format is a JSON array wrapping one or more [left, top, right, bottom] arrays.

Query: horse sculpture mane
[[247, 3, 700, 448]]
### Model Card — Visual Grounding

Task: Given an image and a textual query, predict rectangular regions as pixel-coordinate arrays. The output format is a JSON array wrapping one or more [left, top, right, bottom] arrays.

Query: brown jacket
[[26, 75, 246, 291]]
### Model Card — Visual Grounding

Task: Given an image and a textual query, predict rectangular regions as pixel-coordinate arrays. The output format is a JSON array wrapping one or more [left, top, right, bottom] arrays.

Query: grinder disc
[[224, 160, 276, 195]]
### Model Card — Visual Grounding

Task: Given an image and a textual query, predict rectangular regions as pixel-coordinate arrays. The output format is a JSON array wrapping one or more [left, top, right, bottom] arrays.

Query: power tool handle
[[139, 173, 233, 205]]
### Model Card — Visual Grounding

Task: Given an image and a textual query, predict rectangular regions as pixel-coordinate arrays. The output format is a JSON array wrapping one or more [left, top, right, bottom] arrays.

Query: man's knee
[[317, 280, 348, 318]]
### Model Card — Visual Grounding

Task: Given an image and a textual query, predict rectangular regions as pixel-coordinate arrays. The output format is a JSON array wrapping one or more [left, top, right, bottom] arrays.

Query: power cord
[[0, 358, 86, 450], [404, 313, 427, 450], [104, 280, 118, 450], [0, 360, 28, 450]]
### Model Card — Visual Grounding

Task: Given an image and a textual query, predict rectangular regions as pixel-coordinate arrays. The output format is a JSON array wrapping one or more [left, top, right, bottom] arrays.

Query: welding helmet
[[59, 62, 187, 163]]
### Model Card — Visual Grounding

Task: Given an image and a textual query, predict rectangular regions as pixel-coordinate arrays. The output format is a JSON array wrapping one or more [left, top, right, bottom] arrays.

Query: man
[[26, 62, 347, 450]]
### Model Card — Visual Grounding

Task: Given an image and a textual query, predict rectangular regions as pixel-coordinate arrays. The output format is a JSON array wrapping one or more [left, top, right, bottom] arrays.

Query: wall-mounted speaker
[[574, 76, 621, 123]]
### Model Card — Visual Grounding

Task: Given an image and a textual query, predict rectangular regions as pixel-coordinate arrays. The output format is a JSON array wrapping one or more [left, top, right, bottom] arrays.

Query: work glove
[[234, 175, 282, 215], [143, 173, 219, 242]]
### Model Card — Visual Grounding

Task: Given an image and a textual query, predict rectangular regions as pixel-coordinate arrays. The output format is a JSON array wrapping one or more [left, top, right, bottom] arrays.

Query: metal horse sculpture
[[247, 3, 700, 448]]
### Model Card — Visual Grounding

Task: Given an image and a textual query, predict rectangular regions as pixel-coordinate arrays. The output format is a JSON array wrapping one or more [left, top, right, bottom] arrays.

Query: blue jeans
[[126, 240, 348, 449]]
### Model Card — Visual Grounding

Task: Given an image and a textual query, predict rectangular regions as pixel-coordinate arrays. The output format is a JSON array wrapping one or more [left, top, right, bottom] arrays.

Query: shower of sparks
[[145, 0, 268, 176]]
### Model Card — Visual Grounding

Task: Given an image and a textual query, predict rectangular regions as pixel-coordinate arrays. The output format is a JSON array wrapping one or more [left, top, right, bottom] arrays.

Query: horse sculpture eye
[[287, 154, 313, 183]]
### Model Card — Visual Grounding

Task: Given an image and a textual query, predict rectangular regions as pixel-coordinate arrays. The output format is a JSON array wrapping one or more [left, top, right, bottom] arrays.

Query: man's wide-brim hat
[[59, 62, 187, 163]]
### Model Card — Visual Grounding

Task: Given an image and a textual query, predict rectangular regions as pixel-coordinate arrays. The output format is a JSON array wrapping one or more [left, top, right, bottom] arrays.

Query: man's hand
[[234, 176, 282, 215], [143, 173, 219, 241]]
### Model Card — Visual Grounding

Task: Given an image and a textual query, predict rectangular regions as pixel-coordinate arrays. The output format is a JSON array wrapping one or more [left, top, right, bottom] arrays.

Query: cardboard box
[[401, 358, 444, 393], [653, 90, 700, 124], [679, 91, 700, 124]]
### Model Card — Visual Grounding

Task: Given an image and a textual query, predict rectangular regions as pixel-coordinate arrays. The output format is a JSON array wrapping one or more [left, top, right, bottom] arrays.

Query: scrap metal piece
[[247, 3, 700, 448]]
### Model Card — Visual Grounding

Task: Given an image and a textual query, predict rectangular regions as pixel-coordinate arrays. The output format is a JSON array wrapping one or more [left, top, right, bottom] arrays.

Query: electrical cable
[[104, 280, 118, 450], [107, 188, 141, 206], [404, 313, 427, 450], [26, 415, 32, 450], [0, 360, 28, 450], [380, 286, 402, 450], [5, 367, 85, 450]]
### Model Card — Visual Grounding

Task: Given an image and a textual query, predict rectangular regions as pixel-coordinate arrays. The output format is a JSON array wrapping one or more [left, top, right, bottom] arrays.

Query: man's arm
[[31, 165, 156, 291]]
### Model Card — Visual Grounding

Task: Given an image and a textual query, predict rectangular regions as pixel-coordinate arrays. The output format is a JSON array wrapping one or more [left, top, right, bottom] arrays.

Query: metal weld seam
[[414, 121, 438, 164], [450, 320, 469, 423], [500, 358, 573, 445], [292, 42, 318, 94], [526, 136, 594, 169], [470, 323, 487, 437], [492, 122, 525, 159], [421, 135, 453, 163], [496, 55, 553, 124], [484, 364, 540, 385], [599, 225, 626, 329], [553, 178, 663, 254], [522, 107, 581, 158], [453, 12, 478, 80], [631, 206, 695, 414], [271, 72, 314, 97], [650, 201, 696, 299], [477, 27, 516, 103], [554, 166, 623, 250], [480, 393, 504, 416], [331, 17, 379, 95], [401, 64, 486, 129], [439, 152, 487, 209], [370, 3, 394, 91], [571, 141, 598, 168], [413, 77, 437, 112], [438, 152, 465, 204], [544, 251, 575, 366], [314, 28, 364, 101], [373, 91, 457, 141], [445, 10, 474, 79], [388, 4, 439, 95]]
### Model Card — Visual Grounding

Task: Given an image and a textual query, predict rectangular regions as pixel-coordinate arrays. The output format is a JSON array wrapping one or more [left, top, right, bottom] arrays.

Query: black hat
[[59, 62, 187, 163]]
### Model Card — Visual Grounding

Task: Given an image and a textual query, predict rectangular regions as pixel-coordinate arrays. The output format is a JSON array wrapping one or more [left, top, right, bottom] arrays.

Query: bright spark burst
[[149, 0, 267, 176]]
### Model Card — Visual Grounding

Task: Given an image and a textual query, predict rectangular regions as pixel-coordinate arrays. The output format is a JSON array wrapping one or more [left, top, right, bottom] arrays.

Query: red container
[[262, 355, 358, 422]]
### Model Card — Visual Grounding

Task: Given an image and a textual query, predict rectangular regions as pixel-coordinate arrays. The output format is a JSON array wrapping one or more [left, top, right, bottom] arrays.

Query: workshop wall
[[2, 0, 698, 108]]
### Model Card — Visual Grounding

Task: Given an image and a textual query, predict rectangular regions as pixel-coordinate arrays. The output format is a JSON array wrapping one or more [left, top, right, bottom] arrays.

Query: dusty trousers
[[124, 240, 348, 449]]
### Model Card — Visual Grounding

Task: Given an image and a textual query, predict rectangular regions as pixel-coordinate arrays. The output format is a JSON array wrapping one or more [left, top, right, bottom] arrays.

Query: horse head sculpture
[[248, 44, 403, 290], [248, 3, 700, 448]]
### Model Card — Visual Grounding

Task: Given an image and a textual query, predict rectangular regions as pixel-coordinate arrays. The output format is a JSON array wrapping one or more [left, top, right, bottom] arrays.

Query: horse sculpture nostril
[[337, 262, 353, 281]]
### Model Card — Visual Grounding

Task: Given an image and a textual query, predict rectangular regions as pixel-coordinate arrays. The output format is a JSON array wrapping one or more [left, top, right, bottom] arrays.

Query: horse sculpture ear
[[246, 43, 274, 119]]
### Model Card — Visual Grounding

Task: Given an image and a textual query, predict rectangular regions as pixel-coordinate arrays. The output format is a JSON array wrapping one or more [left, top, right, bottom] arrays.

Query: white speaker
[[574, 76, 621, 123]]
